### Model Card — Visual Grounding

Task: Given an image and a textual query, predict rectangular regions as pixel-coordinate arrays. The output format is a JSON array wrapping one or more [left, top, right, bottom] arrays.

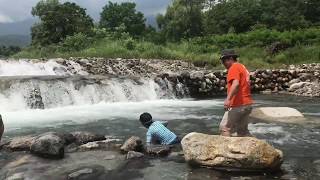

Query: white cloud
[[0, 0, 170, 22], [0, 13, 13, 23]]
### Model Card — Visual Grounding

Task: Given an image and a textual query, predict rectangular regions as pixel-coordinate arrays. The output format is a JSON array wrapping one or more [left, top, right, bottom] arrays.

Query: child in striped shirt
[[139, 112, 180, 146]]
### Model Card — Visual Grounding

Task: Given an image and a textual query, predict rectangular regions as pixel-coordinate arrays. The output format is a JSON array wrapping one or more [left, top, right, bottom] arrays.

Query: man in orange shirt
[[219, 49, 253, 137]]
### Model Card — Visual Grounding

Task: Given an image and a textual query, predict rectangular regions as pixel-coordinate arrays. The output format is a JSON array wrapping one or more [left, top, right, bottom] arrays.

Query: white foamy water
[[2, 99, 223, 130], [0, 59, 65, 76], [0, 77, 190, 112]]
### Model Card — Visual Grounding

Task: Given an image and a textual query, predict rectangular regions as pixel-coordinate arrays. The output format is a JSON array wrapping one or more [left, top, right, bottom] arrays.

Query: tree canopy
[[159, 0, 320, 39], [31, 0, 93, 46], [99, 2, 146, 37], [157, 0, 204, 41]]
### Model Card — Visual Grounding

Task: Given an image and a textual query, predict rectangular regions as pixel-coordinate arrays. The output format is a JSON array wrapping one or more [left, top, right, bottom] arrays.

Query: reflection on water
[[1, 94, 320, 179]]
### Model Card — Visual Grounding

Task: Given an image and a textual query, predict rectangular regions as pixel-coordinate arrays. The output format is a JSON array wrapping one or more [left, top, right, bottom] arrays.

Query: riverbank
[[3, 58, 318, 98]]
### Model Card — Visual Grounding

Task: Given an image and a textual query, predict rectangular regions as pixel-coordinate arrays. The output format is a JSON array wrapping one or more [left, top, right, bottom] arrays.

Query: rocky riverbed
[[51, 58, 320, 98]]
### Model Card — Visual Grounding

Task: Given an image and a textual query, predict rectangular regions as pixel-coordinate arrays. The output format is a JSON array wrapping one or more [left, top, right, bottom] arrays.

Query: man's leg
[[219, 109, 239, 136], [237, 106, 253, 137]]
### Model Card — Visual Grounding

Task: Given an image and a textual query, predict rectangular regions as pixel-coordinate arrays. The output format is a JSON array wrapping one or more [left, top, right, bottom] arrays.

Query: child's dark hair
[[140, 112, 153, 127]]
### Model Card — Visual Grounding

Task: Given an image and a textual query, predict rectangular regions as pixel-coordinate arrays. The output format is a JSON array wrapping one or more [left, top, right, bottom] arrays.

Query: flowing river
[[0, 60, 319, 179]]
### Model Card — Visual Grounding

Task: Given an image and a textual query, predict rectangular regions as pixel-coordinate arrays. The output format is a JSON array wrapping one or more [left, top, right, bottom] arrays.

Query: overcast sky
[[0, 0, 171, 23]]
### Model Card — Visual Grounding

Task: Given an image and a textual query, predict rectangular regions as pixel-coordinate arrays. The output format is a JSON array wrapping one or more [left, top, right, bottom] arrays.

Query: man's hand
[[224, 98, 231, 111]]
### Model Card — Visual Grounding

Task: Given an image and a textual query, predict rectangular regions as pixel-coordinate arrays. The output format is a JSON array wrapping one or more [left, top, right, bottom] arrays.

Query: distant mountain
[[0, 18, 35, 36], [0, 34, 31, 47]]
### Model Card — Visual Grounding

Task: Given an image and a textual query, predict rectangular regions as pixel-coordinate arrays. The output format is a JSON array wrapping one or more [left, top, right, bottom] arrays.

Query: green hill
[[0, 34, 31, 47]]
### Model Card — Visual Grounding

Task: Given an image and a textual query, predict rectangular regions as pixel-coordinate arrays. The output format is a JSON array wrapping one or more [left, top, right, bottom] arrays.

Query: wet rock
[[68, 168, 93, 180], [61, 133, 76, 145], [53, 66, 69, 75], [6, 172, 25, 180], [288, 82, 310, 92], [250, 107, 305, 124], [6, 155, 33, 168], [250, 107, 305, 123], [71, 131, 106, 145], [205, 73, 216, 79], [181, 132, 283, 171], [147, 145, 171, 157], [126, 151, 144, 159], [104, 154, 116, 160], [190, 71, 204, 80], [30, 132, 65, 159], [28, 88, 44, 109], [288, 78, 300, 86], [6, 136, 35, 151], [120, 136, 143, 153]]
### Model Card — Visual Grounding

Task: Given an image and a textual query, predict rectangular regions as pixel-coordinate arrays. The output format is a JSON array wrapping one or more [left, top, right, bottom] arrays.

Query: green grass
[[13, 30, 320, 69]]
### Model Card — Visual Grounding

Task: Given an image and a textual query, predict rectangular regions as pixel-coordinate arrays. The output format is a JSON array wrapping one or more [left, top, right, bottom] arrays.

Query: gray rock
[[68, 168, 93, 180], [289, 82, 310, 92], [147, 145, 171, 156], [288, 78, 300, 86], [190, 71, 204, 80], [30, 132, 65, 159], [5, 172, 25, 180], [204, 73, 216, 79], [71, 131, 106, 145], [126, 151, 144, 159], [6, 136, 35, 151], [120, 136, 143, 153]]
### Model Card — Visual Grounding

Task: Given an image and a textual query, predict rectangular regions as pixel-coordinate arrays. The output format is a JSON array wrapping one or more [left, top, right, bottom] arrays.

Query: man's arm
[[224, 79, 240, 110]]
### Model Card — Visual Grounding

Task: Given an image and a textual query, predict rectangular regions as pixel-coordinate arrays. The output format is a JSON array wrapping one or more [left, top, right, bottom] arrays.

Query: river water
[[0, 60, 319, 179]]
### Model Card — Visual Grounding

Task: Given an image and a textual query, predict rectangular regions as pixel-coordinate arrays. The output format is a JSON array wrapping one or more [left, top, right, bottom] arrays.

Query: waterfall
[[0, 59, 189, 112]]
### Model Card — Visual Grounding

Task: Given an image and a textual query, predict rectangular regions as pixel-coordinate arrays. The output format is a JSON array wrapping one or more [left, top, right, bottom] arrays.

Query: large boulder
[[30, 132, 65, 159], [250, 107, 305, 124], [181, 133, 283, 171]]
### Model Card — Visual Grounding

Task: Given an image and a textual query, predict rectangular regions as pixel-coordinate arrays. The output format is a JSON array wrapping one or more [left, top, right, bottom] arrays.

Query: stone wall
[[56, 58, 320, 97], [157, 63, 320, 98]]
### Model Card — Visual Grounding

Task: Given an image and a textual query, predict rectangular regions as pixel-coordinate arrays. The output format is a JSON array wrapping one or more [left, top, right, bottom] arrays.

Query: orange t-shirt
[[227, 63, 253, 107]]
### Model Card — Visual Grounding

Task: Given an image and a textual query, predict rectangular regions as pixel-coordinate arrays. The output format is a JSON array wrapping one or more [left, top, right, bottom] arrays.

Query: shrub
[[61, 33, 93, 51]]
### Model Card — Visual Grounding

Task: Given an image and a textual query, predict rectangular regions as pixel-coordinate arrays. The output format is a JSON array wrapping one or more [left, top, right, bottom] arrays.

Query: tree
[[157, 0, 204, 41], [99, 2, 146, 37], [0, 46, 21, 57], [204, 0, 262, 34], [203, 0, 314, 34], [31, 0, 94, 46], [260, 0, 309, 31]]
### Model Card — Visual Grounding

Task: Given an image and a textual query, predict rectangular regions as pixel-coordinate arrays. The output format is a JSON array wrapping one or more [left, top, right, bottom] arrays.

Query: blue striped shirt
[[146, 121, 177, 145]]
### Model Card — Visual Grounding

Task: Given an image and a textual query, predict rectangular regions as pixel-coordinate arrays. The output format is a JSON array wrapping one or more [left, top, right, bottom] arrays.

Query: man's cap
[[220, 49, 239, 60]]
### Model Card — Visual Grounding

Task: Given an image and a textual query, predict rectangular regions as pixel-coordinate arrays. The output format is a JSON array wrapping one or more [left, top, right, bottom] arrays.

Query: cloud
[[0, 13, 13, 23], [0, 0, 170, 22]]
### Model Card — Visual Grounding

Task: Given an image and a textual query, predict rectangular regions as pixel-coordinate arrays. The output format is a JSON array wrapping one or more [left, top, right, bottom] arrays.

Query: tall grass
[[13, 28, 320, 69]]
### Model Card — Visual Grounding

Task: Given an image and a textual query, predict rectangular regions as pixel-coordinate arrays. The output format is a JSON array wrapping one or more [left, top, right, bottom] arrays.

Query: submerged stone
[[67, 168, 93, 180], [181, 132, 283, 171], [126, 151, 144, 159], [250, 107, 305, 124], [71, 131, 106, 145], [147, 145, 171, 157]]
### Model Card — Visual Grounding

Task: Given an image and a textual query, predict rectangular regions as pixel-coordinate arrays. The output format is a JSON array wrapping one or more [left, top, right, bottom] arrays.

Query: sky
[[0, 0, 171, 23]]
